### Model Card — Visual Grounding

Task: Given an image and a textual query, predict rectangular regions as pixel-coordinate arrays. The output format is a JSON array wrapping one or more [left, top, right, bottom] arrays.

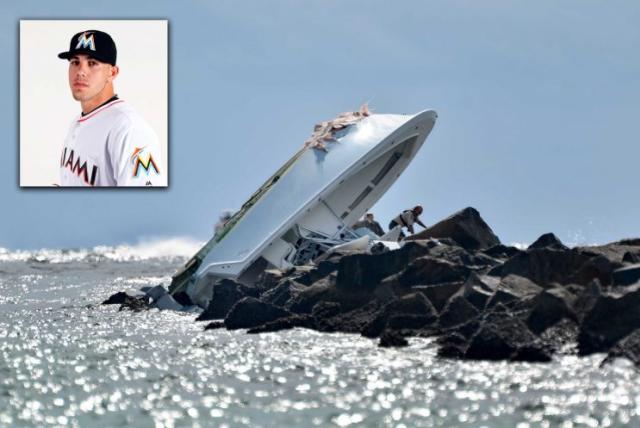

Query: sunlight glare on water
[[1, 244, 639, 427]]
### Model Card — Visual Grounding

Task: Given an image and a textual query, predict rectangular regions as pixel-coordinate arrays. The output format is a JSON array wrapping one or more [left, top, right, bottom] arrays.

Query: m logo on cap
[[75, 32, 96, 51]]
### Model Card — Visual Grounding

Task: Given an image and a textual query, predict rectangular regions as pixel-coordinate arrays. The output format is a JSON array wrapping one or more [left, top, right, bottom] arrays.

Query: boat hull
[[172, 110, 437, 307]]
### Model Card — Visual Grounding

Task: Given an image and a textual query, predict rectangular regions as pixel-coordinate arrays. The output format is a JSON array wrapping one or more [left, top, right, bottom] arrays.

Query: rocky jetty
[[104, 207, 640, 366]]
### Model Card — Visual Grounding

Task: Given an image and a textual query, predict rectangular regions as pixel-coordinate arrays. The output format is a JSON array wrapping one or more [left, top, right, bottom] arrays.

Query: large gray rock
[[386, 314, 437, 331], [295, 260, 339, 286], [578, 283, 640, 354], [361, 293, 437, 337], [577, 239, 640, 266], [378, 330, 409, 347], [603, 329, 640, 366], [617, 239, 640, 246], [103, 289, 146, 305], [398, 256, 471, 287], [437, 332, 470, 358], [465, 310, 550, 362], [623, 252, 640, 264], [485, 275, 543, 309], [386, 292, 436, 316], [572, 279, 602, 321], [117, 295, 152, 312], [418, 242, 499, 270], [335, 241, 433, 291], [438, 295, 480, 329], [526, 288, 577, 335], [570, 255, 614, 286], [458, 273, 497, 310], [316, 301, 382, 334], [406, 207, 501, 251], [311, 301, 343, 319], [411, 281, 464, 312], [612, 264, 640, 286], [482, 244, 522, 259], [489, 248, 595, 287], [528, 233, 568, 250], [197, 279, 258, 321], [224, 297, 291, 330], [288, 279, 340, 314], [260, 279, 307, 308]]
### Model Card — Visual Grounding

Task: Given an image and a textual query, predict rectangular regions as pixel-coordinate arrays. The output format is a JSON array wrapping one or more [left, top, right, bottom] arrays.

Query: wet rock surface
[[577, 283, 640, 355], [197, 279, 260, 321], [103, 206, 640, 365], [224, 297, 292, 330], [603, 329, 640, 366], [406, 207, 500, 250]]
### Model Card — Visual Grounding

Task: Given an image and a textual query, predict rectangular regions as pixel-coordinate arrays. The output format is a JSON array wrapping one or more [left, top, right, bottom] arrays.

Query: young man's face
[[67, 54, 115, 103]]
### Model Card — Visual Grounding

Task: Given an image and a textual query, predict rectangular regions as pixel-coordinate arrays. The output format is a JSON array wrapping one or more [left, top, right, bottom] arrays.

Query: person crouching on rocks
[[352, 212, 385, 237], [388, 205, 427, 240]]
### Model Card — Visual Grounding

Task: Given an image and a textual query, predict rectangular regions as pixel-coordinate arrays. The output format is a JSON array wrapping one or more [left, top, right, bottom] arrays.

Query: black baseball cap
[[58, 30, 117, 65]]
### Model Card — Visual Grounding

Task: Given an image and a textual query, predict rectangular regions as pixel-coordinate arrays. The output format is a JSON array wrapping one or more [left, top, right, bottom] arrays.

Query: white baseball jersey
[[60, 99, 166, 187]]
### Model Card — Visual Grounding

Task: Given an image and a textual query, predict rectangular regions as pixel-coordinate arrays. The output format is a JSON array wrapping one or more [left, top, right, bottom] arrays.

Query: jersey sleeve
[[107, 118, 166, 187]]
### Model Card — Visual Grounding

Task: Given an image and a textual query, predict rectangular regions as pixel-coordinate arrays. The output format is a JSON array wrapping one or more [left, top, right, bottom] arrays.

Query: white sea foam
[[564, 230, 601, 248], [509, 242, 530, 250], [0, 237, 203, 263]]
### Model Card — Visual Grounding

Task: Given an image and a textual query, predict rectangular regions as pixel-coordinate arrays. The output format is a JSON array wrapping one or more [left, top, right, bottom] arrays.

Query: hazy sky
[[2, 0, 639, 249]]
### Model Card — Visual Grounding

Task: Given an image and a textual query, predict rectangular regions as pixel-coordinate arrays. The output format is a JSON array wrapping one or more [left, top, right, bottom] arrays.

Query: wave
[[0, 236, 203, 264], [509, 242, 529, 250]]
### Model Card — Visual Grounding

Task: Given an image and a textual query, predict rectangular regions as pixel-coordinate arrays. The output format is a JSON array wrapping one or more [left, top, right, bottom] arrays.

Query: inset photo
[[20, 20, 168, 187]]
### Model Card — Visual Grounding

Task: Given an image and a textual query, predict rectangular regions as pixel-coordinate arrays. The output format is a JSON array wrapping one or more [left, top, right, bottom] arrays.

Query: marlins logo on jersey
[[75, 32, 96, 51], [130, 146, 160, 177]]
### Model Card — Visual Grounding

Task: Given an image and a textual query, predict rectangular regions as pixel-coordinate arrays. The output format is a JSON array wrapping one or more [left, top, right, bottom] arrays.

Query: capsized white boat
[[169, 108, 438, 307]]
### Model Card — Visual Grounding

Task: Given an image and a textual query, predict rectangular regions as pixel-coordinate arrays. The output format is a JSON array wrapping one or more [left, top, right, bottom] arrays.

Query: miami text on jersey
[[130, 146, 160, 177], [60, 147, 98, 186]]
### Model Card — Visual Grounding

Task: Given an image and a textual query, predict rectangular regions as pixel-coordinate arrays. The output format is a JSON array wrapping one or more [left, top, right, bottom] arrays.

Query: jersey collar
[[77, 97, 124, 123]]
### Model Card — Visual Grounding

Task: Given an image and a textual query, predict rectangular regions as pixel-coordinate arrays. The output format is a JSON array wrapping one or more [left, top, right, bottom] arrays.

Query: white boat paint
[[170, 109, 437, 307]]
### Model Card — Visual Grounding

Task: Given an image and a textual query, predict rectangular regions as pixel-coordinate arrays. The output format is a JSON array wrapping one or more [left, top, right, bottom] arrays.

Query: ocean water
[[1, 240, 639, 428]]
